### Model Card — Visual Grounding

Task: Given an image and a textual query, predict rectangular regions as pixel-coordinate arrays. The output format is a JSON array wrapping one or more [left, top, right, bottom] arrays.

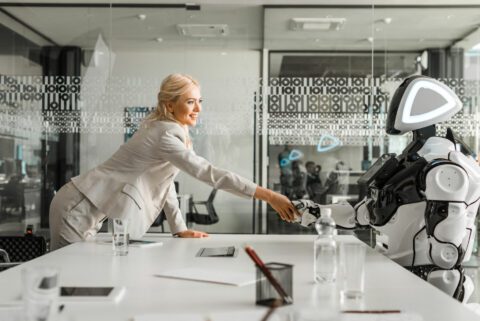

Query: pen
[[244, 245, 293, 305]]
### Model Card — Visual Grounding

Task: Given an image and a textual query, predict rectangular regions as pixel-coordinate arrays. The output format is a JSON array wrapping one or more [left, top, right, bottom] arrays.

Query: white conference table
[[0, 234, 479, 321]]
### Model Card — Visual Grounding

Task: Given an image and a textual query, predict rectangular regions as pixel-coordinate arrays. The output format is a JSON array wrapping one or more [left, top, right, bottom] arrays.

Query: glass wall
[[1, 2, 479, 239]]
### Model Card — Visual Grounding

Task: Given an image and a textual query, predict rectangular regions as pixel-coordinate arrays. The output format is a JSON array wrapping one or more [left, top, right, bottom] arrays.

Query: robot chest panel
[[368, 159, 426, 226]]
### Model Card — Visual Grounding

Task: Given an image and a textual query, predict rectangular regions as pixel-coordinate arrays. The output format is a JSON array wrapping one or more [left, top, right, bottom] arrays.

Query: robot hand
[[292, 199, 357, 229]]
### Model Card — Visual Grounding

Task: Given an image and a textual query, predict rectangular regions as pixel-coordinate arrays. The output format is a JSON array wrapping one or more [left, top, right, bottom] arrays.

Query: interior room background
[[1, 1, 480, 238]]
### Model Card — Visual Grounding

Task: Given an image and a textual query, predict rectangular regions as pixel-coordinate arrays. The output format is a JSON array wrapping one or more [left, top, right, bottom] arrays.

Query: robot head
[[386, 76, 462, 135]]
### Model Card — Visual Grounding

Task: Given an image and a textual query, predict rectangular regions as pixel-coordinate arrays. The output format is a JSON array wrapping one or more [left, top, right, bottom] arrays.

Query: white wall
[[79, 49, 260, 233], [0, 55, 42, 75]]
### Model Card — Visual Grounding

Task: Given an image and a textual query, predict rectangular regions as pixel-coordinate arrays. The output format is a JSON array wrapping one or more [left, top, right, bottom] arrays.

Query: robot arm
[[423, 161, 469, 269], [293, 199, 370, 229]]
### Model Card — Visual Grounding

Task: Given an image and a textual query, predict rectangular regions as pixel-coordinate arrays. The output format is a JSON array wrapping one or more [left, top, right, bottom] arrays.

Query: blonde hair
[[147, 73, 200, 123], [144, 73, 199, 148]]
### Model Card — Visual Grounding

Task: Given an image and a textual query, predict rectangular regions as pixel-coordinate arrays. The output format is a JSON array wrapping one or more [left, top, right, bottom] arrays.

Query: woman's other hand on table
[[176, 230, 209, 238]]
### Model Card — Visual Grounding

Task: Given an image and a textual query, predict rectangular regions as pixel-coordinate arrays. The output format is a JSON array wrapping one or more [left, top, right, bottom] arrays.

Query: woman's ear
[[166, 102, 174, 114]]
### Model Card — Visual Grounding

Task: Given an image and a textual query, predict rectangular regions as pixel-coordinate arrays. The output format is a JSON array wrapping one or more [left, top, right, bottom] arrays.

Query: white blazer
[[71, 120, 257, 238]]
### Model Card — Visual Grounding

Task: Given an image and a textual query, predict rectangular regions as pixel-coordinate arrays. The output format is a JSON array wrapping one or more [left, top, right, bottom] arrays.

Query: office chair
[[0, 234, 47, 272], [151, 211, 167, 232], [187, 189, 219, 225], [150, 181, 179, 232]]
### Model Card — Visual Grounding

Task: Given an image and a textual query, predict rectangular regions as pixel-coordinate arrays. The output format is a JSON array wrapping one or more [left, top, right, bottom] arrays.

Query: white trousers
[[49, 182, 106, 251]]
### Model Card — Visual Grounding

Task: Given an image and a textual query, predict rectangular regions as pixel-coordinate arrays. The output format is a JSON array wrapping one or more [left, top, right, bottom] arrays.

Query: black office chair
[[151, 211, 167, 232], [150, 181, 179, 232], [187, 189, 219, 225], [0, 234, 47, 272]]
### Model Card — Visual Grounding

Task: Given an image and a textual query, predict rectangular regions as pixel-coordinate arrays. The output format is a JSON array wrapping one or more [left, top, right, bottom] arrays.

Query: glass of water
[[112, 218, 129, 256], [339, 242, 366, 300], [22, 266, 59, 321]]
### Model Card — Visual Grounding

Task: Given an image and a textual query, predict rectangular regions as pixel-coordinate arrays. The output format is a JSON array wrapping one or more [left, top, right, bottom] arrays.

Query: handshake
[[292, 200, 323, 227]]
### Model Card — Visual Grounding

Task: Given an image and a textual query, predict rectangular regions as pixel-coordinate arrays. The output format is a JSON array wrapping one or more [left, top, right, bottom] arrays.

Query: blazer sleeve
[[163, 182, 188, 234], [153, 124, 257, 199]]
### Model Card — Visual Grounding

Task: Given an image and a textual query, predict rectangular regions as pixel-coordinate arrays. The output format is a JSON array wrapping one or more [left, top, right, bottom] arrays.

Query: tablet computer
[[59, 286, 125, 302]]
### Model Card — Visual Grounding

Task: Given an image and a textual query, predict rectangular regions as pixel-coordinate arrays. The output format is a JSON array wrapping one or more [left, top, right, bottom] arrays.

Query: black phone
[[60, 287, 114, 297]]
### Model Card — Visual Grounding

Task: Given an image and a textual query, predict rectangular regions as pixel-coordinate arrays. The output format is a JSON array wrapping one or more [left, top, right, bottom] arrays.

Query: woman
[[49, 73, 298, 250]]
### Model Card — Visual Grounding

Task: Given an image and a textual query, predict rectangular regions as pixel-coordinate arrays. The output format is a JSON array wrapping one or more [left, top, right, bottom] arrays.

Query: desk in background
[[0, 234, 477, 321]]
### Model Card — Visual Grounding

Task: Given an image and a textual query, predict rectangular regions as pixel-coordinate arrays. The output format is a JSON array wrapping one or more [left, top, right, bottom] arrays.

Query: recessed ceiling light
[[137, 14, 147, 21], [177, 24, 229, 37], [383, 17, 392, 24], [367, 37, 374, 43], [156, 37, 163, 43], [290, 18, 346, 31], [220, 52, 227, 56]]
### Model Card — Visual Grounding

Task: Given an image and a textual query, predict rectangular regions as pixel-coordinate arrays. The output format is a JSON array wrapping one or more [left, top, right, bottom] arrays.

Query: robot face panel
[[386, 76, 462, 135]]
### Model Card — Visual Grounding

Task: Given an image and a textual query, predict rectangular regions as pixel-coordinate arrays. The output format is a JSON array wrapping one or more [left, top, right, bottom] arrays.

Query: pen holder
[[256, 262, 293, 307]]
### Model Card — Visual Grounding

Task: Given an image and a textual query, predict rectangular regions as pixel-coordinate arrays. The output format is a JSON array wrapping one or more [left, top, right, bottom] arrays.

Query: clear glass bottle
[[314, 208, 337, 284]]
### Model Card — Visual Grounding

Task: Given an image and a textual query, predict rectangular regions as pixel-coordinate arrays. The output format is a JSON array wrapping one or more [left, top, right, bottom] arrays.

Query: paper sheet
[[343, 312, 423, 321], [154, 267, 255, 286], [134, 310, 280, 321]]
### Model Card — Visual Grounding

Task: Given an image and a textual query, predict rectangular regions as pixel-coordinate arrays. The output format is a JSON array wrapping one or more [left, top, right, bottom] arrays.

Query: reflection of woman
[[49, 74, 298, 250]]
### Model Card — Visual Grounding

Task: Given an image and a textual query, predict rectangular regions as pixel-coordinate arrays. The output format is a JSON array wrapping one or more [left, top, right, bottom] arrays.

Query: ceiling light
[[137, 14, 146, 21], [290, 18, 346, 31], [155, 37, 163, 43], [177, 24, 229, 37], [383, 17, 392, 24]]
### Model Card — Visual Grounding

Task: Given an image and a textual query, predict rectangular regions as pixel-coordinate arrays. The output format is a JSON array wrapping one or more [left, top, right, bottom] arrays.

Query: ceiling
[[1, 1, 480, 53]]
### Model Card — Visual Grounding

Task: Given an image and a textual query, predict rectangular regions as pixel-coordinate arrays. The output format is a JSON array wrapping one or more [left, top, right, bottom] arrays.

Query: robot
[[294, 75, 480, 302]]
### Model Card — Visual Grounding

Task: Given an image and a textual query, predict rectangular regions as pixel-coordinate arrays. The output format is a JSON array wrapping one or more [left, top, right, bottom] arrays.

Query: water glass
[[22, 266, 59, 321], [112, 218, 129, 256], [339, 242, 366, 299]]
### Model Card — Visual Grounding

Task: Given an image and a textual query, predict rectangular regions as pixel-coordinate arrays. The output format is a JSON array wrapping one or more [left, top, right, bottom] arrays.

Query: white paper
[[134, 310, 280, 321], [154, 267, 255, 286], [0, 303, 24, 321], [343, 312, 423, 321], [95, 239, 163, 248]]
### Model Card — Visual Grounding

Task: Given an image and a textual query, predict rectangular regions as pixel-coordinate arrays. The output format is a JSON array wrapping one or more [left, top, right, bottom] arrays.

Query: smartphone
[[59, 286, 125, 302]]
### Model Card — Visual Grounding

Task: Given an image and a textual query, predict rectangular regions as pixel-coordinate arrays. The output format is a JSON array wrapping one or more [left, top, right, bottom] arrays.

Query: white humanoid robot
[[295, 75, 480, 302]]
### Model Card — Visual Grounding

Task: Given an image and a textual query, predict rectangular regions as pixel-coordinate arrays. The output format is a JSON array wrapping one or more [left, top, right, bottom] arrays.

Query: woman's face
[[168, 85, 202, 127]]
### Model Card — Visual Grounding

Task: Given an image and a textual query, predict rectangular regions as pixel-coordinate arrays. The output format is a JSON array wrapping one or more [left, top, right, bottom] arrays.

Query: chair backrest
[[207, 189, 217, 203], [0, 235, 47, 263], [188, 189, 219, 225]]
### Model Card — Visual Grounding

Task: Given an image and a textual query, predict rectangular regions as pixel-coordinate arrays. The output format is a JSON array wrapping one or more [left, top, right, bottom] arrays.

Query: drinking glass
[[112, 218, 129, 256]]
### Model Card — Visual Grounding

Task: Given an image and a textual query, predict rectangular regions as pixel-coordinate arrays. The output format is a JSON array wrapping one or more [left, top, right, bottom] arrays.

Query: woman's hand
[[254, 186, 299, 222], [268, 191, 298, 222], [175, 230, 209, 238]]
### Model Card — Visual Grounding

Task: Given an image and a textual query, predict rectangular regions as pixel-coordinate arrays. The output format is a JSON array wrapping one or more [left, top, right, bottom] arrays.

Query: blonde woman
[[49, 73, 298, 250]]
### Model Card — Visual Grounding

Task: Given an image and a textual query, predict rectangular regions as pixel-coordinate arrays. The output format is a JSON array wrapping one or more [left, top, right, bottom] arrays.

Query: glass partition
[[1, 2, 479, 240]]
